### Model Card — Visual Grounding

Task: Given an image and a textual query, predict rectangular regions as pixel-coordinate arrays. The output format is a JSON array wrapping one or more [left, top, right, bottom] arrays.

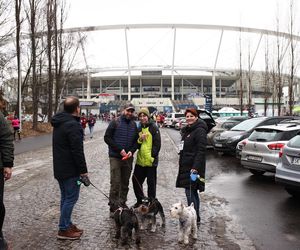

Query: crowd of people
[[0, 95, 208, 245]]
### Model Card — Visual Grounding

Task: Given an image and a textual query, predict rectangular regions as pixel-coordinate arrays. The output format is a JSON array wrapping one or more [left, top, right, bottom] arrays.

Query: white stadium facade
[[61, 24, 300, 115]]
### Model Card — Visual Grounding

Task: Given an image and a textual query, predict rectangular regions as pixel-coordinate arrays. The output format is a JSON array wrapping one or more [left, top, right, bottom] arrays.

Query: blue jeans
[[185, 188, 200, 219], [89, 126, 94, 138], [58, 177, 80, 230]]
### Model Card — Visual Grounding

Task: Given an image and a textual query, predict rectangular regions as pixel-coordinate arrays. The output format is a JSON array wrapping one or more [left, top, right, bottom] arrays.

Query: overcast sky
[[63, 0, 299, 73], [65, 0, 293, 30]]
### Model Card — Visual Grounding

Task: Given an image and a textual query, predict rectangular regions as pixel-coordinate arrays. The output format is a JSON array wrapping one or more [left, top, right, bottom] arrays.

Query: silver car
[[241, 123, 300, 176], [276, 134, 300, 197]]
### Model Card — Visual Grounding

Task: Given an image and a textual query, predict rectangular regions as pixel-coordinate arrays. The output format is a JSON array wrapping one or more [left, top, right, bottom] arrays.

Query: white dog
[[170, 201, 197, 244]]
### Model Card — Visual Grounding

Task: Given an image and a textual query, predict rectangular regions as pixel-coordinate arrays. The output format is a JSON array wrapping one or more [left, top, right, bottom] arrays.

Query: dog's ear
[[190, 202, 194, 208], [180, 201, 184, 208]]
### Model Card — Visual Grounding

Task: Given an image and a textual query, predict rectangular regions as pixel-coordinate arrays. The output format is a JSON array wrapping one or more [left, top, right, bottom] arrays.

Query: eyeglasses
[[126, 109, 134, 113]]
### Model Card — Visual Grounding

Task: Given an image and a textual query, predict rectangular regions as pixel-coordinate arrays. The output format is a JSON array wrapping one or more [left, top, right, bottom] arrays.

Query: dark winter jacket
[[176, 119, 208, 192], [104, 115, 138, 159], [136, 121, 161, 167], [0, 111, 14, 169], [51, 112, 87, 180]]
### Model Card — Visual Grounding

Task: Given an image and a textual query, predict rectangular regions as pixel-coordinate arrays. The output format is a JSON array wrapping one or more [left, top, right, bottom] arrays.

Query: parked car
[[164, 113, 185, 127], [213, 116, 299, 155], [207, 117, 248, 147], [174, 117, 186, 130], [240, 123, 300, 176], [276, 134, 300, 197], [177, 109, 216, 133]]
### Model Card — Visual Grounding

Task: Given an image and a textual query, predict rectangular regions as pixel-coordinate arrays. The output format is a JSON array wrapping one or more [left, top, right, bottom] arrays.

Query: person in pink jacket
[[11, 116, 21, 140]]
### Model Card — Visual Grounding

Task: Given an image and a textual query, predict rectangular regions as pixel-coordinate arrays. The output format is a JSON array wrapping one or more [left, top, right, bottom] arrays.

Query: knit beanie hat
[[138, 108, 150, 117]]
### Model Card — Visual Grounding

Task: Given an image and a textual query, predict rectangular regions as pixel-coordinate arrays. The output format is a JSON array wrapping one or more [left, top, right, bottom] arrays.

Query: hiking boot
[[57, 228, 81, 240], [70, 224, 83, 235]]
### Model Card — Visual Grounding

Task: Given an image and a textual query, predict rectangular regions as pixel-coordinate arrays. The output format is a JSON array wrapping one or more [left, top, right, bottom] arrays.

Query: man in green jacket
[[0, 96, 14, 249], [132, 108, 161, 206]]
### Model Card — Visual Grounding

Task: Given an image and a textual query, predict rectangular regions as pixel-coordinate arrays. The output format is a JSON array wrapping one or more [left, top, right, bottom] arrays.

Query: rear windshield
[[287, 135, 300, 148], [249, 128, 299, 142], [231, 117, 266, 132], [175, 114, 185, 118]]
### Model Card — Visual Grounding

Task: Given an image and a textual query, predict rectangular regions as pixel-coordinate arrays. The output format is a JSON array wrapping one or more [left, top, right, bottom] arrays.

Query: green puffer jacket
[[136, 121, 161, 167], [0, 111, 14, 168]]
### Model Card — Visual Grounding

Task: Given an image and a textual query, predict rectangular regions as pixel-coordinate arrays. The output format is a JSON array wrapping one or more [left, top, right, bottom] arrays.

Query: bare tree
[[288, 0, 297, 115], [275, 11, 285, 116], [46, 0, 54, 120], [26, 0, 43, 129], [239, 30, 243, 116], [246, 43, 252, 116], [263, 36, 270, 116], [15, 0, 22, 119]]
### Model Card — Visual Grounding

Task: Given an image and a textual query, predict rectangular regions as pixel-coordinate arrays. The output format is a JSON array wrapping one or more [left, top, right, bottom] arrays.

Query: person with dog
[[104, 103, 138, 215], [51, 96, 88, 240], [132, 107, 161, 207], [176, 108, 208, 225], [0, 95, 14, 250]]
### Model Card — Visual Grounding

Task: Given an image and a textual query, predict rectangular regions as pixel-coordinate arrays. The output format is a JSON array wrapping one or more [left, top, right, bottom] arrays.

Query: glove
[[78, 175, 91, 186], [190, 172, 199, 182]]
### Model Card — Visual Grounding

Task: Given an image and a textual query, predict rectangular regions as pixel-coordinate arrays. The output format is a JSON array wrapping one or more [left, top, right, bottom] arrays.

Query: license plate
[[247, 155, 262, 162], [215, 143, 222, 147], [292, 157, 300, 165]]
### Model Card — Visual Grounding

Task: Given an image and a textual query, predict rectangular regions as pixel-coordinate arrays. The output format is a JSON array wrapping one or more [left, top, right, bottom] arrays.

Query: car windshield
[[221, 121, 238, 130], [248, 129, 282, 142], [288, 135, 300, 148], [231, 117, 266, 132]]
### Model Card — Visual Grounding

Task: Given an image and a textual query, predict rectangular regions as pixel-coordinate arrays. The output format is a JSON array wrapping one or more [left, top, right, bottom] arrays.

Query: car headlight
[[227, 135, 242, 143]]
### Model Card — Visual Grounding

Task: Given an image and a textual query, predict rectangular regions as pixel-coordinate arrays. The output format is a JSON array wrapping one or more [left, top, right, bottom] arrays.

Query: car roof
[[255, 123, 300, 131]]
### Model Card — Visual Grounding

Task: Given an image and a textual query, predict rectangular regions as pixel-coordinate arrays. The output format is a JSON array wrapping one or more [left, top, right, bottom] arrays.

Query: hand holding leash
[[190, 169, 205, 183], [77, 175, 91, 186]]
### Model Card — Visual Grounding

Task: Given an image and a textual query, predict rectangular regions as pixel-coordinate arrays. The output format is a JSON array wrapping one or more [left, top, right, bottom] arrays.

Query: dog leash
[[78, 176, 110, 200], [123, 157, 146, 198]]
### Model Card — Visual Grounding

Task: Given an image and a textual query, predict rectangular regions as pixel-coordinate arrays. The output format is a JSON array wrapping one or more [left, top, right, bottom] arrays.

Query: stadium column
[[140, 78, 142, 98], [171, 27, 177, 100], [212, 29, 224, 106], [125, 28, 131, 100]]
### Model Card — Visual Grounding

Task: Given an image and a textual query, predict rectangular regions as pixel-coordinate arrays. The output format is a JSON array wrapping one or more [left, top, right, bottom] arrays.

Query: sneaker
[[70, 224, 83, 235], [57, 228, 81, 240]]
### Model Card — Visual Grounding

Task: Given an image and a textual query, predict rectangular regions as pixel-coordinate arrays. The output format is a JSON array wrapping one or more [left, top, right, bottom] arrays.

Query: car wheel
[[249, 169, 265, 176], [285, 187, 300, 198]]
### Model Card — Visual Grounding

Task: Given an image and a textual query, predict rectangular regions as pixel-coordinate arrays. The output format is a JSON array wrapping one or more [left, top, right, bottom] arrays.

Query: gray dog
[[114, 206, 141, 245]]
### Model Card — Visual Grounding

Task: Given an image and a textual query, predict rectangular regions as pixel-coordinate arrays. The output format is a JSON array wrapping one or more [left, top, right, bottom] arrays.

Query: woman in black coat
[[176, 108, 208, 223]]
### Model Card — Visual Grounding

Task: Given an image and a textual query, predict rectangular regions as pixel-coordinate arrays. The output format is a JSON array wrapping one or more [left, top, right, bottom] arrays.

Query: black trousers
[[0, 169, 5, 238], [132, 164, 157, 203]]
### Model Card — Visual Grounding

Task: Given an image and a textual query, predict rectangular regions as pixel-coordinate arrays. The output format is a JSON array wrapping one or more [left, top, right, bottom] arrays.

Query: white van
[[164, 113, 185, 127]]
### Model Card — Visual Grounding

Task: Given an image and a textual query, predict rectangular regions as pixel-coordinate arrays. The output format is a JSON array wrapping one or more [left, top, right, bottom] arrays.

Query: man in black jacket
[[0, 96, 14, 250], [51, 96, 88, 240], [104, 103, 138, 214]]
